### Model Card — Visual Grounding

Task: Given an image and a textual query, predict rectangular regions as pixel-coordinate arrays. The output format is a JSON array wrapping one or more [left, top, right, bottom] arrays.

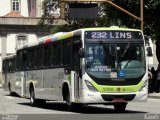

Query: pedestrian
[[148, 69, 153, 93], [156, 64, 160, 93], [150, 67, 156, 92]]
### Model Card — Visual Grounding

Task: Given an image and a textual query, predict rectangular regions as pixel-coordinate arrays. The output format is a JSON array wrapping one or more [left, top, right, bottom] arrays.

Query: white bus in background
[[2, 27, 151, 112]]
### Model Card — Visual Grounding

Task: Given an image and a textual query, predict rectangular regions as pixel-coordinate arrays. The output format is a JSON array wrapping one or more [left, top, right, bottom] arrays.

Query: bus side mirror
[[146, 47, 153, 56], [79, 48, 85, 58]]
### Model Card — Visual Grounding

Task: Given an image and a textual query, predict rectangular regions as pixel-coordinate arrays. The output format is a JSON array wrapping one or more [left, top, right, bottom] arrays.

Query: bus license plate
[[112, 98, 125, 102]]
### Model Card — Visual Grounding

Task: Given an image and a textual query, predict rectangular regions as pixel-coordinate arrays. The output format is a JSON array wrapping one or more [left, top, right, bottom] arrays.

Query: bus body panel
[[25, 68, 67, 101]]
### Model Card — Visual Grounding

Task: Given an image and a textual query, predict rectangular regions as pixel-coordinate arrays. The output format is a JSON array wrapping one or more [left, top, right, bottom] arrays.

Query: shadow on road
[[5, 92, 20, 97], [18, 102, 147, 114]]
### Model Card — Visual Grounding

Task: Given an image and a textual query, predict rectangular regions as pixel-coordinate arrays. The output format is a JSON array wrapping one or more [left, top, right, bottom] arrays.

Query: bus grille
[[101, 94, 136, 101]]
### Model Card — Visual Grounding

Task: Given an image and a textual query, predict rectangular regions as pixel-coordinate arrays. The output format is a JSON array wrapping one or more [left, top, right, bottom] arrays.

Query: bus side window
[[44, 44, 52, 68], [27, 48, 36, 69], [22, 50, 28, 70], [16, 50, 22, 71], [62, 40, 72, 66], [52, 42, 62, 67], [12, 57, 15, 72], [35, 46, 43, 68], [2, 60, 5, 74]]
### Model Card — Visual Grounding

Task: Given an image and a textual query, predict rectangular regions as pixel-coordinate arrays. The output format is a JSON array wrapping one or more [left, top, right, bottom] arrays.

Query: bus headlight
[[139, 80, 148, 92], [85, 80, 98, 92]]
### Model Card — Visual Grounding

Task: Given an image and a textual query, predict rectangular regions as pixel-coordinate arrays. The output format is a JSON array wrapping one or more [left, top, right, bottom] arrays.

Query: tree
[[39, 0, 160, 63], [39, 0, 160, 40]]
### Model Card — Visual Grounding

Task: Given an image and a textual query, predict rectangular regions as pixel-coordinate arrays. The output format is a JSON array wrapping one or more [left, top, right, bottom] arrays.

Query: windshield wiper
[[121, 40, 131, 57]]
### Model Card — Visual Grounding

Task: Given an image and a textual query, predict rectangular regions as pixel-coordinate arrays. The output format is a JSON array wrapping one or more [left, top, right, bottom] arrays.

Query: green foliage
[[38, 0, 60, 32], [144, 0, 160, 40], [39, 0, 160, 40]]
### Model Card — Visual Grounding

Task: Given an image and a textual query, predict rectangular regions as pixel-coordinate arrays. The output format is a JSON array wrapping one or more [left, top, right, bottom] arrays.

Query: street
[[0, 89, 160, 120]]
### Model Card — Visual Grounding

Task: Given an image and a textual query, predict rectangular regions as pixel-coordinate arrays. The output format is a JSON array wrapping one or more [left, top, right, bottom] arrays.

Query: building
[[0, 0, 49, 79]]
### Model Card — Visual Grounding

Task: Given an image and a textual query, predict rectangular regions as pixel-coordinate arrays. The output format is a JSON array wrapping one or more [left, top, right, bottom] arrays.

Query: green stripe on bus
[[91, 80, 144, 93], [58, 32, 73, 40]]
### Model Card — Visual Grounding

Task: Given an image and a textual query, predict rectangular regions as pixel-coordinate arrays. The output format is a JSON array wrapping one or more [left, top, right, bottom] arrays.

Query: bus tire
[[66, 91, 71, 107], [29, 87, 36, 107], [8, 82, 12, 96], [37, 99, 46, 106], [66, 92, 83, 111], [114, 102, 127, 112]]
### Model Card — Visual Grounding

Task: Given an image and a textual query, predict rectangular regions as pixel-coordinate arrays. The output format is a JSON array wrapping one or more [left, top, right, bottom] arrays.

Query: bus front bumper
[[79, 88, 148, 104]]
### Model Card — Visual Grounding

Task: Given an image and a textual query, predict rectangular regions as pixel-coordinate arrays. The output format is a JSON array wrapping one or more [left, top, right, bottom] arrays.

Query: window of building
[[12, 0, 20, 12], [16, 35, 27, 48], [32, 0, 36, 9]]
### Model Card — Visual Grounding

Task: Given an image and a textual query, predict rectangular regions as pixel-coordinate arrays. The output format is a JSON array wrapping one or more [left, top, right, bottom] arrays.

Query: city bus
[[2, 27, 149, 112], [2, 54, 16, 95]]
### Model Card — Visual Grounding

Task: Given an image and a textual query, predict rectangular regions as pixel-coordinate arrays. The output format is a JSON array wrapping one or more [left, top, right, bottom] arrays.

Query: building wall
[[28, 0, 36, 17], [0, 37, 1, 53], [6, 34, 16, 54], [0, 0, 44, 17], [0, 0, 48, 73], [0, 33, 39, 72], [28, 0, 44, 17], [0, 37, 2, 74], [0, 0, 29, 17], [28, 34, 38, 44], [21, 0, 29, 17], [0, 1, 10, 16], [153, 44, 158, 65]]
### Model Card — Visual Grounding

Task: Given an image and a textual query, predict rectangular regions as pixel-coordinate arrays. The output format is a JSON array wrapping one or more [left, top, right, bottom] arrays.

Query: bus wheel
[[30, 88, 36, 107], [66, 91, 71, 107], [66, 92, 83, 111], [114, 102, 127, 112], [37, 99, 46, 106], [8, 83, 12, 96]]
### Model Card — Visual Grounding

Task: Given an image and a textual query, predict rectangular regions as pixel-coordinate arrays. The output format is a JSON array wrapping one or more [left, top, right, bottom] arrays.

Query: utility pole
[[140, 0, 144, 32]]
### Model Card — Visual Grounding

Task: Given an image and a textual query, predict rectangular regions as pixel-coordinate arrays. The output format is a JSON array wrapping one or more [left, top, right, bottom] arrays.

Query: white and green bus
[[2, 27, 149, 112]]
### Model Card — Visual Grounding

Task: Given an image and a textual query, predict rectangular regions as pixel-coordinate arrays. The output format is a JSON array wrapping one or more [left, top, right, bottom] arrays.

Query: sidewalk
[[148, 93, 160, 99]]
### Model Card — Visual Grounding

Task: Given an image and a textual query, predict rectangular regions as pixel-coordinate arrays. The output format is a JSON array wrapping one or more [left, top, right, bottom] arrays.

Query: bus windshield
[[85, 42, 146, 79]]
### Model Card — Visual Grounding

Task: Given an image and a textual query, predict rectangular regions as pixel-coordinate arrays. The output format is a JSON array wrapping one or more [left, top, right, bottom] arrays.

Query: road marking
[[5, 96, 14, 99]]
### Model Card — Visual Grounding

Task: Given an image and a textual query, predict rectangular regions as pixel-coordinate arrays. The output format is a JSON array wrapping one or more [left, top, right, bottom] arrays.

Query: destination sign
[[85, 31, 142, 39]]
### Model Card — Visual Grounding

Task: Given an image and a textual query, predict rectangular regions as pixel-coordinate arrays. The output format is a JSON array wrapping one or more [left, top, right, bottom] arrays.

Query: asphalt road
[[0, 89, 160, 120]]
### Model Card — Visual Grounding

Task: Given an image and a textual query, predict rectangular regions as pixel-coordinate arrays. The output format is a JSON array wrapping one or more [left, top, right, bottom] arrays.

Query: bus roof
[[82, 27, 142, 32], [17, 27, 142, 50]]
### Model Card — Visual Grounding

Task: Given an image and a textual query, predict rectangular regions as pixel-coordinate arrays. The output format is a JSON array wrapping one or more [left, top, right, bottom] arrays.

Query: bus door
[[21, 71, 26, 97], [71, 44, 81, 101], [2, 60, 8, 90], [71, 71, 80, 101]]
